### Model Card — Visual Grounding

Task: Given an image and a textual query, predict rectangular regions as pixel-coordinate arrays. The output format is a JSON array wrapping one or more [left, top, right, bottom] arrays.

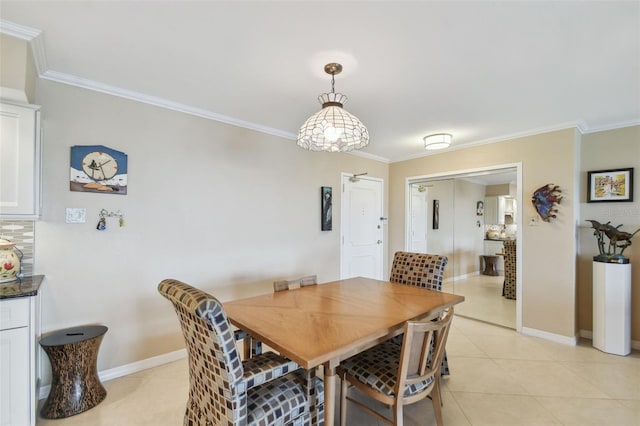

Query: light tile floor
[[443, 274, 516, 329], [37, 316, 640, 426]]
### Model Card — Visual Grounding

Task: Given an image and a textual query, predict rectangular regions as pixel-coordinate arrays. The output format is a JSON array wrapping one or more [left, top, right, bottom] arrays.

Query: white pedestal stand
[[592, 261, 631, 356]]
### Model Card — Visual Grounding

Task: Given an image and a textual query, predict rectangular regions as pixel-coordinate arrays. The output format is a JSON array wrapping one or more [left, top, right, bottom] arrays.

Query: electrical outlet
[[66, 208, 87, 224]]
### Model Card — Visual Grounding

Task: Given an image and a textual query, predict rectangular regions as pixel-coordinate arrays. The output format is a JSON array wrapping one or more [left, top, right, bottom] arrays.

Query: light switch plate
[[66, 208, 87, 224]]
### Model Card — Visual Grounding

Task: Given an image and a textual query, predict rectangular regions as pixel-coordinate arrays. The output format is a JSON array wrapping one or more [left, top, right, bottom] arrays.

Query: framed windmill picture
[[70, 145, 128, 194]]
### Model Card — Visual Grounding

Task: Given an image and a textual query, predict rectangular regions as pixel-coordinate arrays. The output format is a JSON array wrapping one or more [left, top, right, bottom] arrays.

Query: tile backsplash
[[0, 220, 35, 277]]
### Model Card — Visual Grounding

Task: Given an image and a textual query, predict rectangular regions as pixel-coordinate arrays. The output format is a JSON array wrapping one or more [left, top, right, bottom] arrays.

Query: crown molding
[[0, 18, 302, 142], [347, 149, 390, 164], [41, 69, 390, 162], [0, 19, 40, 39], [580, 119, 640, 134], [0, 20, 48, 75], [40, 70, 299, 141]]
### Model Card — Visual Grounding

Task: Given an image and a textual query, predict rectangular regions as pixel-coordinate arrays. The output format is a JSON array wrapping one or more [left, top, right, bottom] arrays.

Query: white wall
[[33, 79, 388, 381]]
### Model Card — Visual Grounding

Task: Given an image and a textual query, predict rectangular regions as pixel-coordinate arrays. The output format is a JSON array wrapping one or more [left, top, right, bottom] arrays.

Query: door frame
[[340, 172, 385, 280], [404, 162, 523, 332]]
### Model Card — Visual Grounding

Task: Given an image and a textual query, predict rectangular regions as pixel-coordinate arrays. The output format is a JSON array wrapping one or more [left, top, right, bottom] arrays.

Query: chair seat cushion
[[241, 351, 300, 392], [340, 342, 434, 398], [246, 369, 324, 426], [387, 334, 450, 376]]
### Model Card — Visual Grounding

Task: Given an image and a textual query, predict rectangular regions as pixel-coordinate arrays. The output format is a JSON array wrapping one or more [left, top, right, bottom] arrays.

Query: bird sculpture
[[586, 219, 640, 260]]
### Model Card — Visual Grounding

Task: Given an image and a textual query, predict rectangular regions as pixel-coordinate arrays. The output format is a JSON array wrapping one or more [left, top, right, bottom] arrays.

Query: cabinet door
[[497, 196, 506, 224], [0, 102, 41, 219], [0, 327, 30, 426]]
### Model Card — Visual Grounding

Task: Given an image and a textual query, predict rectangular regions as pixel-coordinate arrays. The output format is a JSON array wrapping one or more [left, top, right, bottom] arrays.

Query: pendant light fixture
[[297, 63, 369, 152]]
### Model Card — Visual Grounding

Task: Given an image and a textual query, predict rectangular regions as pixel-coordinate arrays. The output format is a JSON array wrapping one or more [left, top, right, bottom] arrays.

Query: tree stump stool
[[40, 325, 108, 418]]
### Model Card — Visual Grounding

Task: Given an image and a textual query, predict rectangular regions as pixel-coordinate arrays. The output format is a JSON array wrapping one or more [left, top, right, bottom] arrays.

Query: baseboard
[[521, 327, 578, 346], [445, 270, 508, 283], [445, 271, 483, 283], [579, 329, 640, 350], [39, 348, 187, 400], [580, 330, 593, 340]]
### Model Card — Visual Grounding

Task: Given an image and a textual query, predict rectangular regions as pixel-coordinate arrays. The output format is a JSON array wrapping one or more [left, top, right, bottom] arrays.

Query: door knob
[[377, 240, 383, 244]]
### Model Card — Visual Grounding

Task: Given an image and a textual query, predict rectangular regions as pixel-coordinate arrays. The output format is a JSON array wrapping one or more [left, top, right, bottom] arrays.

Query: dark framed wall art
[[432, 199, 439, 229], [587, 168, 634, 203], [321, 186, 332, 231]]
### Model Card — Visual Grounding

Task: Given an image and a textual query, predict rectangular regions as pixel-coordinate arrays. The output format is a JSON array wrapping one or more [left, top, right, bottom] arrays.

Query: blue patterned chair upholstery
[[389, 251, 450, 376], [390, 251, 448, 291], [338, 307, 454, 426], [158, 279, 324, 426]]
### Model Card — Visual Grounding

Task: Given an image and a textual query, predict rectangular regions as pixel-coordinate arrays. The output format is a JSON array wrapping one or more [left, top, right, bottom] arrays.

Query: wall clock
[[70, 145, 128, 194]]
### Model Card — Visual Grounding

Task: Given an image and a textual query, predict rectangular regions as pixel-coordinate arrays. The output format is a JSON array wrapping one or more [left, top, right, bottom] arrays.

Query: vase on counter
[[0, 239, 22, 283]]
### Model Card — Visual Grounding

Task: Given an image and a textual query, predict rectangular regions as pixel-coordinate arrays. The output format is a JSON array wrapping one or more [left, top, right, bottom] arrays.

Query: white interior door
[[340, 174, 384, 280]]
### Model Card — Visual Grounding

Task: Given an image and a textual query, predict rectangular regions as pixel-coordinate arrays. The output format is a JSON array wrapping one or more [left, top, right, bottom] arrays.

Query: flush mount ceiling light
[[297, 63, 369, 152], [423, 133, 452, 150]]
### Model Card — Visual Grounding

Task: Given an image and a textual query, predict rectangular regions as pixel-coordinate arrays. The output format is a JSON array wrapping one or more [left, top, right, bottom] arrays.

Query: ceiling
[[2, 1, 639, 163]]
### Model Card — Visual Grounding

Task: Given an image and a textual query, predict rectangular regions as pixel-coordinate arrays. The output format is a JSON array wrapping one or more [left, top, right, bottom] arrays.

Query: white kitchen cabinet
[[1, 326, 30, 426], [484, 195, 516, 225], [0, 102, 42, 219], [0, 277, 42, 426], [503, 197, 517, 224], [484, 196, 506, 225]]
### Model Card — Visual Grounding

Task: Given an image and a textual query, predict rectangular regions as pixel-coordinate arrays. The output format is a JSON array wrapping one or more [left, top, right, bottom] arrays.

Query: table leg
[[323, 363, 337, 426]]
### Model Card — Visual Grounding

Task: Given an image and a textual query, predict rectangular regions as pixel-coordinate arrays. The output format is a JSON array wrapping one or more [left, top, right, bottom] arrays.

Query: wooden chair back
[[273, 274, 318, 292]]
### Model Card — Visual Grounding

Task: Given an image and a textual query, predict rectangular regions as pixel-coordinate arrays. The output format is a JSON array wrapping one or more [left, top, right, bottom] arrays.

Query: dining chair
[[389, 251, 450, 376], [390, 251, 448, 291], [158, 278, 324, 426], [273, 274, 318, 292], [338, 307, 454, 426]]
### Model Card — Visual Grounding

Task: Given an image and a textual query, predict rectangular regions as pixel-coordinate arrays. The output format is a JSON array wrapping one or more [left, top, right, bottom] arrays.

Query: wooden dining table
[[223, 276, 465, 425]]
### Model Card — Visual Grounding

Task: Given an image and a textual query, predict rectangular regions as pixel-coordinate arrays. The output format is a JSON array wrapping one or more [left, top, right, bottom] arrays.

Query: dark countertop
[[0, 275, 44, 299]]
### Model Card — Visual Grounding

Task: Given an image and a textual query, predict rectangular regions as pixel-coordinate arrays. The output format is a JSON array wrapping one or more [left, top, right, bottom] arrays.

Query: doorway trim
[[405, 162, 523, 332]]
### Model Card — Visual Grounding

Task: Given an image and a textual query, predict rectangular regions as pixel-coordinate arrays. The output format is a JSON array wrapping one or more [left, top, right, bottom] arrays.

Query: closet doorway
[[406, 164, 522, 330]]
